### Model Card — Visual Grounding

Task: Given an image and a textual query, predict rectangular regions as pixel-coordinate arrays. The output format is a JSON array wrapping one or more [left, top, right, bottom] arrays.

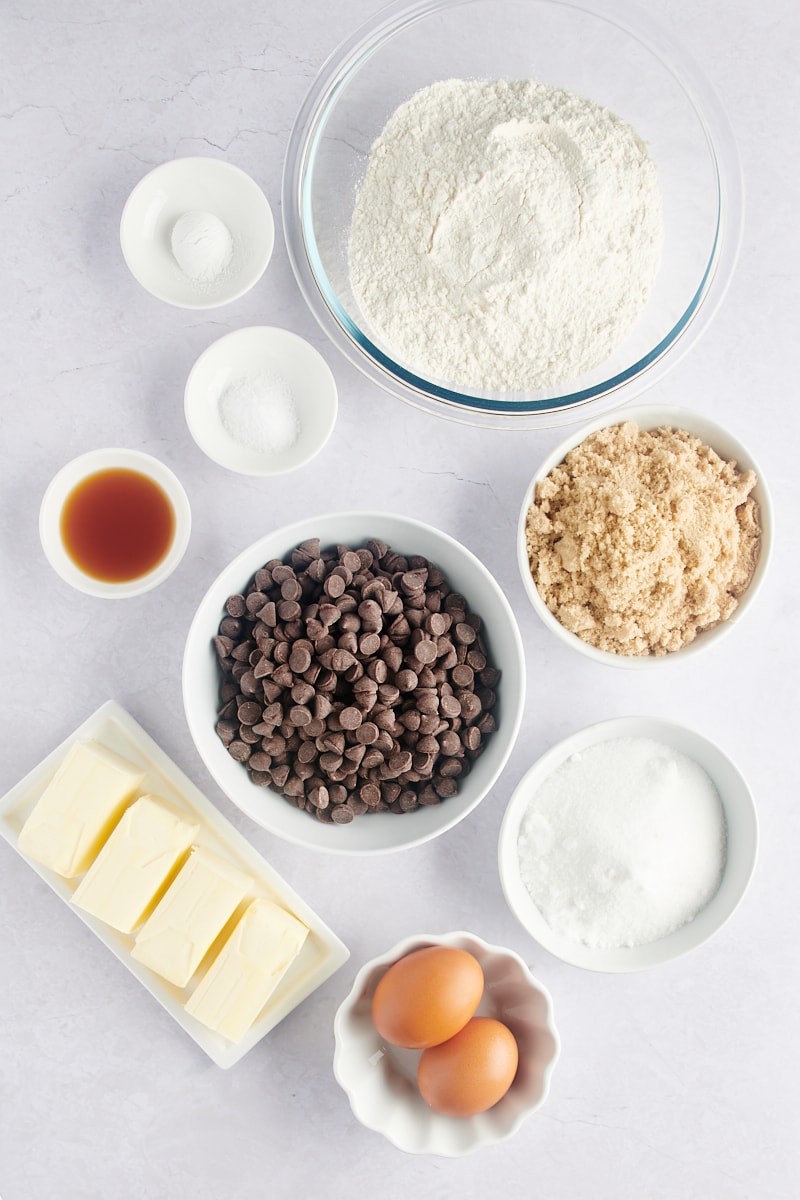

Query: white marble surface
[[1, 1, 798, 1196]]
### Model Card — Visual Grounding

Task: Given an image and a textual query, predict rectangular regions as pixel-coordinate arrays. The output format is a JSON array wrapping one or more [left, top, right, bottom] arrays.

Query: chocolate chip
[[451, 664, 474, 688], [215, 720, 236, 745], [324, 573, 345, 599], [341, 551, 362, 574], [434, 776, 459, 798], [328, 648, 354, 673], [330, 803, 355, 824], [459, 726, 479, 752], [213, 539, 501, 824], [365, 658, 388, 684], [237, 701, 262, 726], [339, 706, 363, 730], [227, 740, 251, 762], [280, 577, 302, 602], [412, 637, 438, 665], [424, 612, 448, 636], [358, 631, 381, 656], [289, 644, 312, 674], [395, 668, 418, 692], [277, 599, 302, 622], [271, 663, 294, 689], [214, 635, 234, 659], [355, 721, 379, 745], [438, 730, 462, 756]]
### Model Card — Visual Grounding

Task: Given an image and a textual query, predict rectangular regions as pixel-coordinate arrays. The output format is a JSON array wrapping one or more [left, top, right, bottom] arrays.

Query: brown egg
[[371, 945, 484, 1049], [417, 1016, 519, 1117]]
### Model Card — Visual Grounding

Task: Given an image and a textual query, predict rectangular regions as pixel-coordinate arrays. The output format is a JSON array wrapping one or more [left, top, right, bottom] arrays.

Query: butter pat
[[131, 846, 251, 987], [71, 795, 198, 933], [185, 898, 308, 1043], [17, 740, 144, 877]]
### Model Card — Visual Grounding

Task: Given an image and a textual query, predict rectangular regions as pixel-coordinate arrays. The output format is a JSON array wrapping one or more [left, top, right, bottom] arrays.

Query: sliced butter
[[71, 795, 198, 933], [185, 897, 309, 1043], [17, 740, 144, 877], [131, 846, 251, 987]]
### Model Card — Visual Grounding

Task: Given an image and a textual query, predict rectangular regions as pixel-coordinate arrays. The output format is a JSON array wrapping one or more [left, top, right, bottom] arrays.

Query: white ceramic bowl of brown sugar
[[517, 405, 772, 667]]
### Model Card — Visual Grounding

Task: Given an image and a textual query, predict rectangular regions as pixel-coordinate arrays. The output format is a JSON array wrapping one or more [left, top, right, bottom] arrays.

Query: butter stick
[[71, 795, 198, 933], [18, 740, 144, 878], [131, 846, 252, 987], [185, 897, 308, 1043]]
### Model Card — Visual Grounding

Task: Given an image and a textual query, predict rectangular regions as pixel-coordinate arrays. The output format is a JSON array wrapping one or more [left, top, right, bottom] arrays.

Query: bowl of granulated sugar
[[497, 716, 758, 972], [283, 0, 743, 428], [184, 326, 338, 476]]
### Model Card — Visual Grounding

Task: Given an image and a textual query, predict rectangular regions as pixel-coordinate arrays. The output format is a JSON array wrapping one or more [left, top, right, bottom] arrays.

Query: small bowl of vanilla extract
[[39, 448, 191, 598]]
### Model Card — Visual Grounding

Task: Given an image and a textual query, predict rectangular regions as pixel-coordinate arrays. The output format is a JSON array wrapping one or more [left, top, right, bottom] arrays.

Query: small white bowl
[[333, 931, 560, 1156], [120, 158, 274, 309], [184, 326, 338, 475], [517, 404, 772, 667], [182, 512, 525, 854], [498, 716, 758, 973], [39, 448, 192, 599]]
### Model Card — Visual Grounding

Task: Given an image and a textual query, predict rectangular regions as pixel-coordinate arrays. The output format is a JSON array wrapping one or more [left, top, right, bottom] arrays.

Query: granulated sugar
[[348, 79, 663, 392], [517, 737, 726, 949]]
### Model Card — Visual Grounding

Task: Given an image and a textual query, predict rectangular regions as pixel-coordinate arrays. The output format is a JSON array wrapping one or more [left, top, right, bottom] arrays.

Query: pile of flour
[[348, 79, 663, 392]]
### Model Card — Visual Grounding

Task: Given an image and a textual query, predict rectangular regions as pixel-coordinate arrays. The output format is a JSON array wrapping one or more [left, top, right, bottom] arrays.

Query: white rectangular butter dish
[[0, 699, 350, 1068]]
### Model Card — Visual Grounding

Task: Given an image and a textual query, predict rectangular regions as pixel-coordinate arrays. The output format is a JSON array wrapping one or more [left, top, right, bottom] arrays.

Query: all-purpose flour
[[348, 79, 663, 392]]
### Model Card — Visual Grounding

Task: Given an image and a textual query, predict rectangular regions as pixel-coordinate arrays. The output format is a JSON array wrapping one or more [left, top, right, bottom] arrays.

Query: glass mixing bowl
[[283, 0, 743, 429]]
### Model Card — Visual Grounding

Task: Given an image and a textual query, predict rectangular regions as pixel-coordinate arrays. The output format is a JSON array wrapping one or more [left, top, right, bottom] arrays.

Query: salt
[[517, 737, 726, 949], [218, 371, 300, 455]]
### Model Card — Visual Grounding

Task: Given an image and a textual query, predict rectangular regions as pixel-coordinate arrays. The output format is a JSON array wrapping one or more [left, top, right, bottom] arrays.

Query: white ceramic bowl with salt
[[497, 716, 758, 973], [184, 326, 338, 476]]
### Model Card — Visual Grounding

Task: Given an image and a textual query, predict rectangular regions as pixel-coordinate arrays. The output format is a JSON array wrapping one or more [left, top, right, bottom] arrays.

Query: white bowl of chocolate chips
[[183, 512, 526, 854]]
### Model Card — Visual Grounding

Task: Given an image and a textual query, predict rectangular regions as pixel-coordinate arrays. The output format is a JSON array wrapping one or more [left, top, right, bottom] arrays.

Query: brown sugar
[[525, 422, 761, 656]]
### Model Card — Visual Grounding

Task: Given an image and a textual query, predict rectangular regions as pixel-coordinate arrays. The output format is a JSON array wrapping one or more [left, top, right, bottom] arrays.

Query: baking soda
[[171, 210, 233, 282], [517, 737, 726, 948]]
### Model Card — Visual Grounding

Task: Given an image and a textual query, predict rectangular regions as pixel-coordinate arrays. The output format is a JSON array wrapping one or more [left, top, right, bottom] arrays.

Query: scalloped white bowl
[[333, 931, 560, 1156]]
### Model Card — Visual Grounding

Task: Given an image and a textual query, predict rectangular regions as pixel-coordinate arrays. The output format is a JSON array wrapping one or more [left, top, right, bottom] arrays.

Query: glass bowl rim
[[282, 0, 745, 429]]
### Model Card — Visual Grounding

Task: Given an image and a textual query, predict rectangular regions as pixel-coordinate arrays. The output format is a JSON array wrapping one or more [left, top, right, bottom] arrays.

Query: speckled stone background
[[1, 1, 797, 1197]]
